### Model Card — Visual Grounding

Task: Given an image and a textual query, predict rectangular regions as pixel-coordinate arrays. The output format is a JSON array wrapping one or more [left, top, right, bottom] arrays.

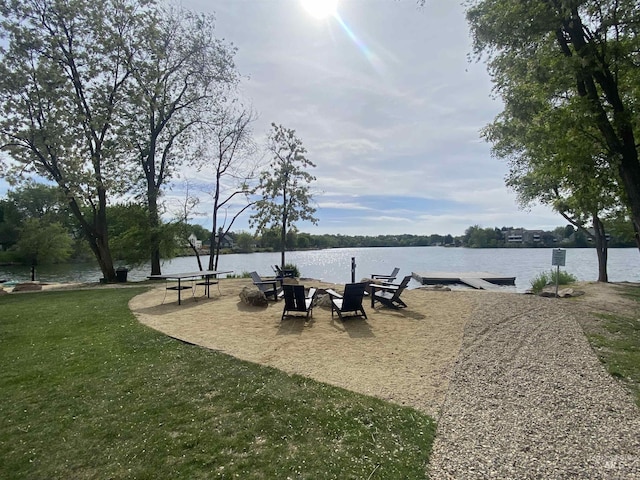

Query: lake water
[[2, 247, 639, 292]]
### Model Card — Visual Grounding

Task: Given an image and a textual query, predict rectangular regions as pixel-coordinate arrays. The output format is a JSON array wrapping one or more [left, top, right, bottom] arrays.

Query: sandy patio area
[[129, 278, 474, 417]]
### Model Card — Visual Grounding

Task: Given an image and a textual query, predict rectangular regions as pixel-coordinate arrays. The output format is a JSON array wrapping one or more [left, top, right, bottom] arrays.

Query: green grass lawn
[[583, 284, 640, 407], [0, 288, 436, 479]]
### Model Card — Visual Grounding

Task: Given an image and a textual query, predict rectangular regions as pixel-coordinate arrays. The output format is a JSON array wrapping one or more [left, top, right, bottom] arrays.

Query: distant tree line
[[224, 223, 638, 254]]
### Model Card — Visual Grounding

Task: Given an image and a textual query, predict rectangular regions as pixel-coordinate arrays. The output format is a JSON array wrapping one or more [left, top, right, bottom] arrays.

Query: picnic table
[[148, 270, 232, 305]]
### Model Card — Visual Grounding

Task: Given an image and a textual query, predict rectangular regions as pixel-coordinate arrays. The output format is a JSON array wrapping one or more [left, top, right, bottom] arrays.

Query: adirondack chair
[[272, 265, 295, 279], [370, 275, 411, 309], [371, 267, 400, 283], [326, 282, 368, 320], [281, 284, 317, 320], [250, 271, 281, 301]]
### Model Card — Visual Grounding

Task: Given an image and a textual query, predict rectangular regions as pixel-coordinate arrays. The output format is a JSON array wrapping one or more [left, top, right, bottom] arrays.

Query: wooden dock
[[412, 271, 516, 290]]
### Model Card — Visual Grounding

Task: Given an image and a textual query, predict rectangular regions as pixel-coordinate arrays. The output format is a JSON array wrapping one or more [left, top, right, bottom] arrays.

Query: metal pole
[[351, 257, 356, 283], [555, 264, 560, 297]]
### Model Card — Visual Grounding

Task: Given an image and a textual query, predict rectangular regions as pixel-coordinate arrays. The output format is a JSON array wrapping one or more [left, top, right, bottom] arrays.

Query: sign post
[[551, 249, 566, 297]]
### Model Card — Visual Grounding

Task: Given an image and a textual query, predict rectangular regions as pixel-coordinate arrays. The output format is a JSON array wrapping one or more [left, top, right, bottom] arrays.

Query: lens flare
[[301, 0, 338, 19]]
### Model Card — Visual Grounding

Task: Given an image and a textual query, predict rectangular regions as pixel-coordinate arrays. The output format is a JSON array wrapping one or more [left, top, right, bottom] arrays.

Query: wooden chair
[[250, 271, 281, 301], [326, 282, 368, 320], [371, 267, 400, 283], [272, 265, 295, 279], [281, 284, 316, 320], [370, 275, 412, 309]]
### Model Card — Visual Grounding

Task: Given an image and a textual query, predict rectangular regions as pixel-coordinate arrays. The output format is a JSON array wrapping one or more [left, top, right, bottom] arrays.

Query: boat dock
[[412, 271, 516, 290]]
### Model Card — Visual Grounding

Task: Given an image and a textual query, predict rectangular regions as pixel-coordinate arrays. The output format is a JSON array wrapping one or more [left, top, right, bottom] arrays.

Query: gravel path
[[427, 292, 640, 479]]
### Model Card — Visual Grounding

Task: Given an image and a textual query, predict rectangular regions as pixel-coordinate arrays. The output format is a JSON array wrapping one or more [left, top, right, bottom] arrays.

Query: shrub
[[284, 263, 300, 277], [530, 271, 551, 294], [551, 269, 577, 285], [530, 269, 577, 293]]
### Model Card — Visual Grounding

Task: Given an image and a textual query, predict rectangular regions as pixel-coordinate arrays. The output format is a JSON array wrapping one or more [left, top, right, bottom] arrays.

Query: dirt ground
[[129, 278, 474, 417]]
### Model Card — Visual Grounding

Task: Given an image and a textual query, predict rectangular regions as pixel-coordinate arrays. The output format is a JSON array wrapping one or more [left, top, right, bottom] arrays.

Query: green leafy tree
[[286, 229, 298, 250], [297, 233, 311, 249], [16, 218, 72, 265], [250, 124, 318, 269], [190, 225, 211, 243], [121, 5, 238, 276], [1, 183, 80, 260], [0, 0, 152, 281], [606, 213, 637, 247], [235, 232, 254, 253], [464, 225, 502, 248], [487, 66, 620, 279], [258, 227, 282, 251], [7, 183, 67, 222], [564, 225, 575, 239], [108, 203, 179, 267], [460, 0, 640, 249], [0, 198, 20, 251]]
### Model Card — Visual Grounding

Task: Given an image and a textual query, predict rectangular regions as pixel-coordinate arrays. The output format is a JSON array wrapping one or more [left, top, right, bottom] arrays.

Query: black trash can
[[115, 267, 128, 282]]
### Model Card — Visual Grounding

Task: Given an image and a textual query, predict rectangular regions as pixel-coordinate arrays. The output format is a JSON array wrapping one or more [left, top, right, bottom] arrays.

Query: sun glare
[[301, 0, 338, 19]]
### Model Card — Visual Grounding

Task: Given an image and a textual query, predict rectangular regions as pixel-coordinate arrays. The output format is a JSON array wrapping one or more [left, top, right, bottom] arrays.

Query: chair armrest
[[307, 288, 317, 299], [253, 280, 278, 286], [325, 289, 342, 299], [371, 283, 399, 292]]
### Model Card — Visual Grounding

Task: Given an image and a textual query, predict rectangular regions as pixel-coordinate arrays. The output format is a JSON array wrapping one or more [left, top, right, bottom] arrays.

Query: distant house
[[504, 228, 544, 244], [204, 234, 235, 251], [506, 232, 523, 243], [586, 228, 611, 242], [187, 233, 202, 249], [215, 234, 234, 249]]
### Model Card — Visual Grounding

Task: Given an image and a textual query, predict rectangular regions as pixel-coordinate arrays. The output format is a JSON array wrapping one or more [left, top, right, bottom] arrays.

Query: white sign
[[552, 249, 566, 267]]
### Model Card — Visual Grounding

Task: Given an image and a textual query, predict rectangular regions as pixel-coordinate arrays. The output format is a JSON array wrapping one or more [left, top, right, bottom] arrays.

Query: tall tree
[[0, 0, 151, 281], [121, 6, 238, 276], [486, 70, 621, 280], [196, 103, 259, 271], [250, 124, 318, 269], [460, 0, 640, 246]]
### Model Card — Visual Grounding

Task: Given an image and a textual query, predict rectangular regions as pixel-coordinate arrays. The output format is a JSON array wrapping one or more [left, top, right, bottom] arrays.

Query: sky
[[0, 0, 569, 237], [176, 0, 568, 237]]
